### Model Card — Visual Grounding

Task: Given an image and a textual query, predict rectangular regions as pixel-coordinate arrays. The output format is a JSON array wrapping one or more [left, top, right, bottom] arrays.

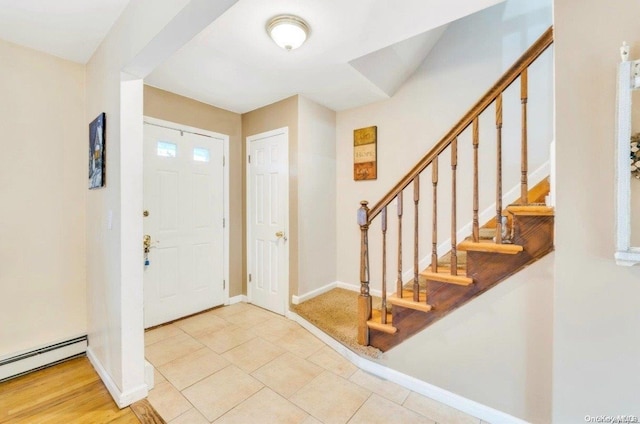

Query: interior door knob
[[275, 231, 287, 241]]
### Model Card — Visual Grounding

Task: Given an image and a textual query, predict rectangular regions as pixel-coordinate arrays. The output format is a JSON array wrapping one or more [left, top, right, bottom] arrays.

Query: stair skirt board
[[401, 161, 550, 284], [0, 335, 88, 382], [286, 310, 528, 424]]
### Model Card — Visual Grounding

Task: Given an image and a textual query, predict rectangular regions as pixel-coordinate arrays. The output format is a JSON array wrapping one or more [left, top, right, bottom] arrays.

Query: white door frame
[[143, 116, 230, 305], [246, 127, 290, 313]]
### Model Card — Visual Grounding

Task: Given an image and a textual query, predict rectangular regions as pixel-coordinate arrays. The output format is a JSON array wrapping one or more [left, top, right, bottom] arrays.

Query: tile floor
[[145, 303, 486, 424]]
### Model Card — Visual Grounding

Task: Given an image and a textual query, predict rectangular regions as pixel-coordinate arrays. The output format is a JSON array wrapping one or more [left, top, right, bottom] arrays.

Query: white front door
[[143, 119, 226, 328], [247, 128, 289, 315]]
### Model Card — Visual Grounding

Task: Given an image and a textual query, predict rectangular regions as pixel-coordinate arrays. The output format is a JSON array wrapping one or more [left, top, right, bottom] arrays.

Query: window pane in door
[[193, 147, 210, 162], [157, 141, 177, 158]]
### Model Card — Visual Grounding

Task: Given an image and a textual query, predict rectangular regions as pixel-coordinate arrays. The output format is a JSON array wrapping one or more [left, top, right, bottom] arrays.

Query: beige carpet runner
[[291, 288, 383, 358]]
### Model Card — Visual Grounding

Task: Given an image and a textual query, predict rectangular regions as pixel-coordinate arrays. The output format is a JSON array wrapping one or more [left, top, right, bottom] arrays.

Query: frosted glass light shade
[[267, 15, 309, 51]]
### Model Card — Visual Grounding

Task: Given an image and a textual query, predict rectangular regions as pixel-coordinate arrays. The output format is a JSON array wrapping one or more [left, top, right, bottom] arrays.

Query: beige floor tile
[[301, 416, 323, 424], [290, 371, 371, 424], [222, 337, 285, 373], [224, 306, 278, 328], [208, 302, 253, 318], [182, 365, 263, 421], [251, 352, 323, 398], [169, 408, 209, 424], [147, 381, 192, 422], [403, 392, 480, 424], [145, 324, 184, 346], [349, 369, 410, 405], [175, 311, 231, 338], [307, 346, 358, 378], [250, 316, 300, 342], [215, 387, 308, 424], [158, 347, 230, 390], [145, 332, 204, 367], [275, 327, 324, 358], [153, 367, 166, 384], [348, 394, 435, 424], [197, 324, 257, 354]]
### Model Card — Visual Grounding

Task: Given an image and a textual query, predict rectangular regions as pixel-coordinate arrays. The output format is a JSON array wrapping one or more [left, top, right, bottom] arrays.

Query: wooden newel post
[[357, 200, 372, 345]]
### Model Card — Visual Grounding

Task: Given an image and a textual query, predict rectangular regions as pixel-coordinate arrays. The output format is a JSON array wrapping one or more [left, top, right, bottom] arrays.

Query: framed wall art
[[354, 126, 377, 181], [89, 113, 106, 189]]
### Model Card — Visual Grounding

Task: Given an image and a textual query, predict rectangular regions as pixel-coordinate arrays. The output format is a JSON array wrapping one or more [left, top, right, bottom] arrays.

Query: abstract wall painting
[[89, 113, 106, 189]]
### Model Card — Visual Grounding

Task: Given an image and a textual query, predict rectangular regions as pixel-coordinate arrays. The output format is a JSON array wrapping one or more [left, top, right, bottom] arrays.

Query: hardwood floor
[[0, 356, 163, 424]]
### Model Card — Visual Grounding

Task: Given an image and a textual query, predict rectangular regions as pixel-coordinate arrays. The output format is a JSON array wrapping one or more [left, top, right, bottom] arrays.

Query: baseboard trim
[[0, 335, 88, 382], [337, 281, 388, 297], [144, 360, 154, 391], [292, 282, 338, 304], [227, 295, 248, 305], [286, 311, 527, 424], [292, 281, 389, 305], [86, 347, 148, 409]]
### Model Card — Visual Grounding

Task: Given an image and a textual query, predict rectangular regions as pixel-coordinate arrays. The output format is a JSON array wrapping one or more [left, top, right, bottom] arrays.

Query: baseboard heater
[[0, 335, 88, 383]]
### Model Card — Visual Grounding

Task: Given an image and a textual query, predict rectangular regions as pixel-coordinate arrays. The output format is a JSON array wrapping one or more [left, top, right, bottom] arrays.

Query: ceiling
[[0, 0, 131, 63], [0, 0, 503, 113]]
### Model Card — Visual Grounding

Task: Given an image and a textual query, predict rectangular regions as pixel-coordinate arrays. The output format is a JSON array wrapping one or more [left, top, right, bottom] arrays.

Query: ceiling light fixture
[[266, 15, 309, 51]]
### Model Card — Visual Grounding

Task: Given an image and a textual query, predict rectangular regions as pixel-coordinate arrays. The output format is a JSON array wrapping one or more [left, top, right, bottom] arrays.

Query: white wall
[[0, 39, 86, 358], [631, 90, 640, 245], [336, 0, 553, 291], [297, 96, 337, 295], [553, 0, 640, 420], [381, 254, 554, 422], [334, 1, 553, 421], [85, 1, 241, 405], [84, 0, 194, 405]]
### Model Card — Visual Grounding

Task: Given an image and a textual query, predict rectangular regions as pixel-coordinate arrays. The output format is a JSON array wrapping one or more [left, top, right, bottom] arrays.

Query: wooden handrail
[[358, 26, 554, 346], [366, 26, 553, 222]]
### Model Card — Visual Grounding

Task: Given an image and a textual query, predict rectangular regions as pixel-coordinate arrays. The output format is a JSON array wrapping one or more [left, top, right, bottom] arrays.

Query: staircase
[[356, 27, 554, 351]]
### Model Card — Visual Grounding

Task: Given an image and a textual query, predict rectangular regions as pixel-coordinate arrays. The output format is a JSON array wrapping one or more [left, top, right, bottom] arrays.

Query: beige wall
[[143, 85, 243, 296], [0, 40, 86, 357], [297, 96, 337, 295], [335, 0, 553, 290], [242, 96, 299, 297], [554, 0, 640, 420]]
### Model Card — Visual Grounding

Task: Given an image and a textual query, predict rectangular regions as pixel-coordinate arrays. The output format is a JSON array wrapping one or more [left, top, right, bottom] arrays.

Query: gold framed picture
[[354, 126, 377, 181]]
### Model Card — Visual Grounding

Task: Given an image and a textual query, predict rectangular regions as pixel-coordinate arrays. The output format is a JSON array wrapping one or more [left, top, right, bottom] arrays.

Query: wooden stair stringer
[[368, 213, 554, 352]]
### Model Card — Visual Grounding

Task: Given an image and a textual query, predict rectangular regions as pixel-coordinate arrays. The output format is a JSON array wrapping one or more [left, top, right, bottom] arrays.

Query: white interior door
[[143, 120, 226, 328], [247, 128, 289, 315]]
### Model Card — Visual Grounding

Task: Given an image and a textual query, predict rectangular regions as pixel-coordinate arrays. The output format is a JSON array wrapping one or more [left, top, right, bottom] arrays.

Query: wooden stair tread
[[389, 290, 432, 313], [458, 240, 523, 254], [506, 205, 554, 216], [420, 269, 473, 286], [367, 310, 397, 334]]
